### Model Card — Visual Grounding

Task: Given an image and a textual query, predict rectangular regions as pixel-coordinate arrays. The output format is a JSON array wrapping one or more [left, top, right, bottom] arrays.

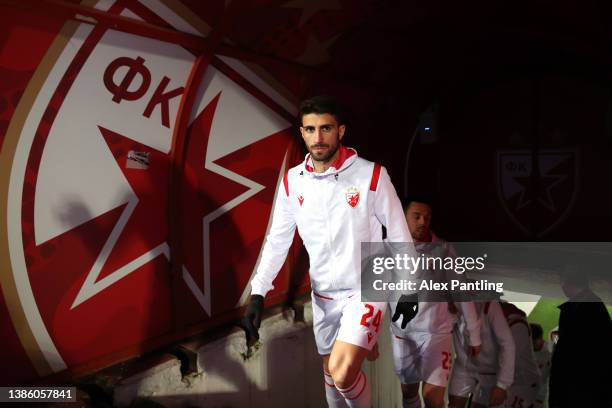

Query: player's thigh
[[400, 382, 420, 398], [328, 339, 370, 387], [448, 394, 470, 408], [330, 339, 370, 364], [422, 382, 445, 408]]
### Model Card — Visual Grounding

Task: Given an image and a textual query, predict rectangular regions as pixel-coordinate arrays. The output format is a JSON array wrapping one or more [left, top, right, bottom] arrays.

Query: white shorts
[[448, 364, 478, 398], [311, 290, 386, 355], [391, 331, 452, 386], [506, 383, 539, 408], [473, 374, 499, 407], [448, 367, 500, 406]]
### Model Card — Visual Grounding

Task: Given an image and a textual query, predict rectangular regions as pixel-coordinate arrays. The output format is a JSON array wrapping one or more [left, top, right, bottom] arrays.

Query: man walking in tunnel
[[390, 197, 481, 408], [243, 95, 418, 407]]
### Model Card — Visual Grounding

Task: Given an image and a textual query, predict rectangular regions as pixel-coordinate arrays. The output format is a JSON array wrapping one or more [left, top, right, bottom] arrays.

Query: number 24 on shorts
[[360, 304, 382, 333]]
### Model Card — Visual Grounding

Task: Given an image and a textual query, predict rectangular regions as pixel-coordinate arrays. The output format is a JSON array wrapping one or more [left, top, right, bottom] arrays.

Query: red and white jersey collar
[[303, 144, 357, 176]]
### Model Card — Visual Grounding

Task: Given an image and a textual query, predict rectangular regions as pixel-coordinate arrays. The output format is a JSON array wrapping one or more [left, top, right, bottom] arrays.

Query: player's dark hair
[[530, 323, 544, 340], [402, 194, 436, 213], [299, 95, 345, 125]]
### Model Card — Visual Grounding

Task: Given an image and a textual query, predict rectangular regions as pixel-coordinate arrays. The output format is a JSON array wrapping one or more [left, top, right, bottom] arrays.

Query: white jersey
[[453, 301, 515, 390], [533, 342, 551, 404], [251, 145, 413, 297], [505, 308, 541, 388], [390, 235, 481, 345]]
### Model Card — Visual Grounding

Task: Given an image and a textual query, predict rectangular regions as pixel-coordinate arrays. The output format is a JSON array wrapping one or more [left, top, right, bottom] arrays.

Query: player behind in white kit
[[389, 197, 481, 408], [448, 298, 515, 408], [501, 303, 540, 408], [529, 323, 551, 408], [243, 96, 417, 408]]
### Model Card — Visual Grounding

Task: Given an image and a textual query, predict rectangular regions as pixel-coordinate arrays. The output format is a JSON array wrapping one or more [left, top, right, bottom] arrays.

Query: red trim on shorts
[[283, 170, 289, 196], [346, 373, 367, 400], [394, 335, 409, 341], [369, 163, 381, 191], [313, 292, 334, 300]]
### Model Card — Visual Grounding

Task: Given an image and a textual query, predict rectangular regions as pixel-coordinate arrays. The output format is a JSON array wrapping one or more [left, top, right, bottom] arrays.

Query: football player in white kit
[[448, 299, 516, 408], [529, 323, 551, 408], [389, 198, 482, 408], [502, 303, 540, 408], [243, 96, 417, 408]]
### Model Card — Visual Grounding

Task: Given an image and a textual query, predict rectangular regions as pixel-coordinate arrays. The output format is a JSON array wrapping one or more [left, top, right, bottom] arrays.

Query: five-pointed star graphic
[[179, 92, 291, 317], [294, 33, 341, 65], [71, 126, 171, 309], [512, 169, 566, 212]]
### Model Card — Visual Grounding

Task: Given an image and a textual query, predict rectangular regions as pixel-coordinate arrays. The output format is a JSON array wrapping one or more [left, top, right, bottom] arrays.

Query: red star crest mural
[[0, 0, 303, 383]]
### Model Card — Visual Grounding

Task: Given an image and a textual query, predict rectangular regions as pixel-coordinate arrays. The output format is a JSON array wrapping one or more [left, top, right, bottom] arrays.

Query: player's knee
[[447, 395, 467, 408], [422, 383, 445, 408], [328, 355, 360, 389], [423, 395, 444, 408], [400, 383, 419, 399]]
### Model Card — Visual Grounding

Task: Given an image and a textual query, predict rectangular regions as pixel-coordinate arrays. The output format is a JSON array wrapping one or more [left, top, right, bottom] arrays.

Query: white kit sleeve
[[373, 165, 418, 297], [250, 176, 296, 297], [488, 301, 516, 390], [457, 302, 482, 346], [373, 166, 412, 243]]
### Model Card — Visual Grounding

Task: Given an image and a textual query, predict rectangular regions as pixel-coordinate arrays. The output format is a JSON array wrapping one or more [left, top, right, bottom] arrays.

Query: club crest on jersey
[[298, 195, 304, 206], [345, 187, 360, 208]]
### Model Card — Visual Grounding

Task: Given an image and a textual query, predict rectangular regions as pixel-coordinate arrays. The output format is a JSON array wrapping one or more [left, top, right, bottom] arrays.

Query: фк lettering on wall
[[0, 0, 299, 383]]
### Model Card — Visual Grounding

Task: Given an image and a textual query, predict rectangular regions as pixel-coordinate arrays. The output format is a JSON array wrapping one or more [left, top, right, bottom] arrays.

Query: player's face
[[300, 113, 345, 164], [533, 337, 544, 351], [406, 202, 432, 242]]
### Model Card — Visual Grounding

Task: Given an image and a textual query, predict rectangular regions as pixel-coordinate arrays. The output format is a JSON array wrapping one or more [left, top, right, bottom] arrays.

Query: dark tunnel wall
[[400, 34, 612, 241], [413, 73, 611, 241]]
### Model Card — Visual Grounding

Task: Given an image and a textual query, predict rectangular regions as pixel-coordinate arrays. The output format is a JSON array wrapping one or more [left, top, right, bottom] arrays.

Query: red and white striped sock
[[324, 370, 348, 408], [336, 371, 371, 408]]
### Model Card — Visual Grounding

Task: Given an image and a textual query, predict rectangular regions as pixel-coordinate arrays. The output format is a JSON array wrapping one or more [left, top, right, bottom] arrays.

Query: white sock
[[324, 370, 348, 408], [403, 394, 421, 408], [336, 371, 371, 408]]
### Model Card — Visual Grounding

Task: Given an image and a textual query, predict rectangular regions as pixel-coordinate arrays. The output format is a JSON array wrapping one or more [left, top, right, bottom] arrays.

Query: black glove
[[243, 294, 264, 343], [392, 294, 419, 329]]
